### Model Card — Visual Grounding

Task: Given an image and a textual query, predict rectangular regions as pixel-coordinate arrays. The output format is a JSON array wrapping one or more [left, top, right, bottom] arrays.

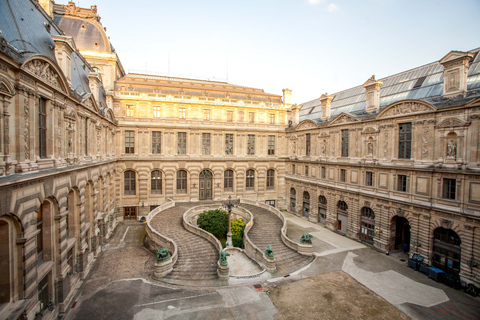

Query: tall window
[[126, 105, 134, 116], [179, 107, 186, 119], [366, 171, 373, 186], [85, 118, 88, 155], [305, 166, 309, 176], [202, 133, 211, 155], [178, 132, 186, 154], [443, 178, 456, 200], [224, 170, 234, 191], [125, 130, 135, 154], [153, 106, 161, 118], [38, 275, 49, 313], [225, 134, 234, 155], [247, 134, 255, 155], [398, 122, 412, 159], [267, 135, 275, 155], [152, 131, 161, 154], [249, 112, 255, 123], [246, 169, 255, 190], [37, 208, 43, 262], [269, 114, 275, 124], [227, 110, 233, 122], [267, 169, 275, 190], [321, 166, 326, 179], [39, 97, 47, 158], [340, 169, 346, 182], [177, 170, 187, 193], [306, 133, 311, 156], [341, 129, 349, 157], [124, 170, 136, 195], [360, 207, 375, 244], [204, 109, 210, 120], [397, 174, 407, 192], [151, 170, 162, 194], [292, 164, 296, 174]]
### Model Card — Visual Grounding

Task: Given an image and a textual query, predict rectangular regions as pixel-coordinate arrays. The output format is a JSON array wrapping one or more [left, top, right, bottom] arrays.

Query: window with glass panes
[[179, 107, 186, 119], [126, 105, 134, 116], [305, 166, 309, 176], [124, 170, 136, 195], [443, 178, 456, 200], [152, 131, 161, 154], [340, 169, 346, 182], [366, 171, 373, 186], [151, 170, 162, 194], [247, 135, 255, 155], [269, 113, 275, 124], [178, 132, 186, 154], [397, 174, 407, 192], [306, 133, 311, 156], [225, 134, 233, 155], [321, 166, 326, 179], [267, 169, 275, 190], [246, 169, 255, 190], [398, 122, 412, 159], [177, 170, 187, 193], [268, 135, 275, 155], [224, 170, 234, 191], [341, 129, 349, 157], [125, 130, 135, 154], [153, 106, 161, 118], [202, 133, 211, 155], [39, 97, 47, 158], [204, 109, 210, 120]]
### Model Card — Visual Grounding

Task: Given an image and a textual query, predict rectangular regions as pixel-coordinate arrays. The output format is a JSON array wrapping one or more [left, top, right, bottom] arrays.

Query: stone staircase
[[149, 202, 219, 281], [241, 204, 313, 275]]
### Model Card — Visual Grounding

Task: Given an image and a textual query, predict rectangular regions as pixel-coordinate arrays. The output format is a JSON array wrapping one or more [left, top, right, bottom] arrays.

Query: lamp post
[[222, 196, 239, 247]]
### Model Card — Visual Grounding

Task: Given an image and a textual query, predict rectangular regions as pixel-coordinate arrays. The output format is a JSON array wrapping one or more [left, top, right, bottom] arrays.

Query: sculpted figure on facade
[[367, 142, 373, 156], [447, 139, 457, 158]]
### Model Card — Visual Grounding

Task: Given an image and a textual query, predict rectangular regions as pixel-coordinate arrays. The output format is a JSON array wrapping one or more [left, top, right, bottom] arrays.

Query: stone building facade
[[0, 1, 479, 320], [288, 50, 480, 287]]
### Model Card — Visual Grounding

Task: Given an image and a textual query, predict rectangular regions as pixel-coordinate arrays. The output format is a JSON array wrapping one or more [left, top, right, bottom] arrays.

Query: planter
[[428, 266, 445, 282], [419, 262, 430, 275], [408, 259, 419, 271]]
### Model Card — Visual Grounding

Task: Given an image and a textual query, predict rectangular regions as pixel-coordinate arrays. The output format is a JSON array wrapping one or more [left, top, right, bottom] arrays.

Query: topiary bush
[[197, 209, 228, 239]]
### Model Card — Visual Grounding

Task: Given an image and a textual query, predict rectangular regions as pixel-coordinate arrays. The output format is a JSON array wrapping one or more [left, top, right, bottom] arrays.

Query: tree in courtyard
[[197, 209, 228, 238]]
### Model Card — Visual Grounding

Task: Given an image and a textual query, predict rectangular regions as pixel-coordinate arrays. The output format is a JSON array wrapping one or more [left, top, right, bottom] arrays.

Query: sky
[[75, 0, 480, 104]]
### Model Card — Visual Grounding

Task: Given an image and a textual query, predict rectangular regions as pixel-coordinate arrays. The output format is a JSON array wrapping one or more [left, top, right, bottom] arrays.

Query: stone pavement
[[65, 209, 480, 320]]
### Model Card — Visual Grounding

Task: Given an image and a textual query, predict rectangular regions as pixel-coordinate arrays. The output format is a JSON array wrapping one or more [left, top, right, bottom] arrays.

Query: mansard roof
[[300, 48, 480, 123]]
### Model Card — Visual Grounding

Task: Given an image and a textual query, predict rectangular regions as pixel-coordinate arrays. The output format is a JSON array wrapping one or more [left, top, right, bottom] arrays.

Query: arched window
[[177, 170, 187, 193], [318, 196, 327, 224], [433, 228, 461, 276], [224, 170, 234, 191], [124, 170, 136, 195], [360, 207, 375, 243], [336, 200, 348, 234], [151, 170, 162, 194], [290, 188, 296, 213], [246, 169, 255, 190], [266, 169, 275, 190], [337, 201, 348, 211], [303, 191, 310, 217]]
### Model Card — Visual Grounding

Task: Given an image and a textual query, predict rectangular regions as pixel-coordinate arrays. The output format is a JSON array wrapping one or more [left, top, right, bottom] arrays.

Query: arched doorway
[[290, 188, 296, 213], [199, 170, 212, 200], [433, 228, 461, 276], [318, 196, 327, 224], [337, 201, 348, 235], [360, 207, 375, 244], [0, 220, 10, 303], [390, 216, 410, 252], [303, 192, 310, 218]]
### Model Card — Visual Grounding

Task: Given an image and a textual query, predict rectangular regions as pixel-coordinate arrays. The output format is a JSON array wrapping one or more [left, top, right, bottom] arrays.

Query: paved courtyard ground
[[65, 210, 480, 320]]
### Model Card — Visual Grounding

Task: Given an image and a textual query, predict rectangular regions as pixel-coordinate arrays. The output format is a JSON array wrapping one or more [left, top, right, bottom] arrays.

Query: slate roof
[[299, 48, 480, 123]]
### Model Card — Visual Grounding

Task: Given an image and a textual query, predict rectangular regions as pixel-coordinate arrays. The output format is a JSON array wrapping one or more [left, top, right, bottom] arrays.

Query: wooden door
[[199, 170, 212, 200]]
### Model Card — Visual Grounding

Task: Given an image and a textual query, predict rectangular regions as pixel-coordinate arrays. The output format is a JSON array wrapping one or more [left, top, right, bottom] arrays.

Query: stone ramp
[[241, 204, 313, 275], [149, 202, 220, 281]]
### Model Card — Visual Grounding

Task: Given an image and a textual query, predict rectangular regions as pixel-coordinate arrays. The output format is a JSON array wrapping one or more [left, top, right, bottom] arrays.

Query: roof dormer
[[363, 75, 383, 113], [319, 93, 333, 120], [439, 50, 474, 98]]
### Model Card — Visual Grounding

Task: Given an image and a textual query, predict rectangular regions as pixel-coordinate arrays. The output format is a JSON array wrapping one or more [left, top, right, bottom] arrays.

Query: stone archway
[[432, 227, 461, 276], [336, 201, 348, 235], [390, 216, 410, 252]]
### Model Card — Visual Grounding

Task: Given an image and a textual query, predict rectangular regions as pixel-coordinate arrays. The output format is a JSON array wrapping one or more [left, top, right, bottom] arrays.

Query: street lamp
[[222, 196, 239, 247]]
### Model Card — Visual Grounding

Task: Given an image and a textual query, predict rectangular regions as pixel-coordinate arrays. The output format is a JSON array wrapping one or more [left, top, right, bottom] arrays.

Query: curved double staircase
[[148, 201, 313, 284]]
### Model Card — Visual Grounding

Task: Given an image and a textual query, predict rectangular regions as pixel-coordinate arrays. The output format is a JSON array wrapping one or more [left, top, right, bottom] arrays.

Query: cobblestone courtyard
[[65, 208, 480, 320]]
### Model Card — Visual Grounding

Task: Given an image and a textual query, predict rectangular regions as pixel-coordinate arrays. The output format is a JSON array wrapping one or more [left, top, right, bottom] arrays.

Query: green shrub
[[232, 234, 244, 248], [231, 219, 245, 248], [197, 209, 228, 238]]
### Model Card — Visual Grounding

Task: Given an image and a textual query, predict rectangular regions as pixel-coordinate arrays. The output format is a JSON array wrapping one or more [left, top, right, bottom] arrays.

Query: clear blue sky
[[77, 0, 480, 103]]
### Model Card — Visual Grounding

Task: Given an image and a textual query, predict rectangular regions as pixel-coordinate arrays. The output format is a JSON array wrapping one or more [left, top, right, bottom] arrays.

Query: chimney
[[283, 88, 292, 106], [363, 75, 383, 112], [319, 93, 333, 120], [439, 50, 474, 98], [288, 104, 300, 127]]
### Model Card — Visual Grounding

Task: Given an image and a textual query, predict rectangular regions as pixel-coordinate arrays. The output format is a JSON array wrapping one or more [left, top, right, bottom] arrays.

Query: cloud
[[307, 0, 325, 5], [328, 3, 339, 12]]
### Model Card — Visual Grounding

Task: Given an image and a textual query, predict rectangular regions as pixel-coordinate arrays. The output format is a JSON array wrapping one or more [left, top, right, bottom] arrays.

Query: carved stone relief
[[422, 125, 429, 157], [445, 69, 460, 92], [380, 102, 435, 118], [24, 95, 30, 160], [23, 59, 60, 90]]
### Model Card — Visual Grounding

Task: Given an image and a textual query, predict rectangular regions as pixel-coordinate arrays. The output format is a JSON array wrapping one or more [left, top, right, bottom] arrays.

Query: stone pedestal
[[217, 261, 229, 280], [154, 258, 173, 278], [264, 255, 276, 273], [226, 232, 232, 248]]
